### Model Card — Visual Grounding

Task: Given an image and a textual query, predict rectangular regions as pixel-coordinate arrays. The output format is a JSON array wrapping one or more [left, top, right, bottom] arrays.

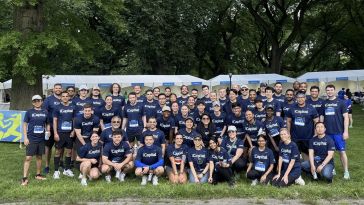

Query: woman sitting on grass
[[165, 133, 188, 184]]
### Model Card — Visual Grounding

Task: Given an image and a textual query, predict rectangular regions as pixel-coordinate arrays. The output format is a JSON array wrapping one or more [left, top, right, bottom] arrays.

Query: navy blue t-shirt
[[253, 109, 266, 122], [210, 112, 226, 135], [200, 96, 213, 113], [177, 96, 188, 106], [251, 147, 275, 172], [263, 116, 285, 138], [219, 98, 227, 107], [141, 129, 166, 146], [179, 128, 199, 148], [174, 114, 189, 130], [192, 112, 203, 124], [220, 137, 244, 157], [225, 114, 245, 138], [222, 99, 243, 116], [103, 141, 131, 163], [246, 100, 256, 111], [307, 98, 324, 116], [122, 103, 145, 132], [323, 98, 348, 135], [187, 147, 210, 172], [78, 142, 102, 163], [188, 106, 198, 116], [96, 106, 119, 129], [53, 103, 75, 133], [156, 115, 175, 138], [286, 104, 318, 141], [279, 141, 301, 177], [209, 147, 232, 167], [72, 97, 91, 116], [309, 135, 335, 164], [42, 95, 60, 126], [100, 128, 128, 145], [74, 114, 100, 138], [136, 144, 163, 166], [166, 144, 188, 167], [24, 108, 49, 143], [111, 95, 126, 113], [273, 94, 285, 103], [244, 120, 264, 146], [88, 97, 105, 112], [281, 101, 295, 119], [143, 100, 158, 120], [136, 95, 147, 105], [264, 99, 281, 115]]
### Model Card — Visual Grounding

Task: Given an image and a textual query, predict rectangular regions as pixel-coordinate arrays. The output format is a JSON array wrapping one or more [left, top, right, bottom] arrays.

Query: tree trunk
[[10, 1, 44, 110], [270, 45, 282, 74]]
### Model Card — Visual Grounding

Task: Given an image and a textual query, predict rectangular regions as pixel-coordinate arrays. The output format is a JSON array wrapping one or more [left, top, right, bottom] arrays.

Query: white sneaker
[[295, 176, 305, 186], [115, 170, 121, 179], [53, 171, 60, 179], [344, 171, 350, 180], [78, 173, 83, 179], [332, 169, 336, 176], [119, 172, 126, 182], [141, 176, 147, 186], [81, 178, 87, 186], [251, 179, 258, 186], [63, 169, 74, 177], [105, 175, 112, 183], [152, 175, 159, 186]]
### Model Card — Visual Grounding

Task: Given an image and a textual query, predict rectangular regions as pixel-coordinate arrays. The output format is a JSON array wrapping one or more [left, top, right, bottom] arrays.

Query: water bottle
[[313, 172, 318, 180], [45, 131, 50, 140]]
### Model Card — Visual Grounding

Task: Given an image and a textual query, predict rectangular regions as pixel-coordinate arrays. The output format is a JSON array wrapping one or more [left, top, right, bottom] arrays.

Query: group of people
[[21, 81, 351, 187]]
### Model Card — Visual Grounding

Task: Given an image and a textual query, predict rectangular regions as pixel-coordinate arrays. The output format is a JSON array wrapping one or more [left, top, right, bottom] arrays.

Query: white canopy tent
[[297, 69, 364, 92], [209, 74, 296, 91]]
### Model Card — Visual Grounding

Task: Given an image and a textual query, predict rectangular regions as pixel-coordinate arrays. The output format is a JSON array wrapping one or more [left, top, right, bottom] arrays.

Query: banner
[[0, 110, 25, 142]]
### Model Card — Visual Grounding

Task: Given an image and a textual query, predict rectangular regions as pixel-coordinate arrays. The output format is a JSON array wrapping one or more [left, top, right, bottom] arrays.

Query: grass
[[0, 106, 364, 203]]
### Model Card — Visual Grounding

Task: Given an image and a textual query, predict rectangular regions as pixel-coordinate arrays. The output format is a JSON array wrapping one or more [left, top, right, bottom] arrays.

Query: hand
[[24, 138, 30, 146], [317, 164, 324, 173], [90, 159, 97, 164], [273, 174, 280, 180], [281, 175, 288, 184], [194, 176, 200, 183], [115, 163, 124, 171], [142, 166, 149, 174], [197, 173, 203, 179], [343, 131, 349, 140], [54, 133, 60, 142], [208, 177, 213, 183], [260, 174, 267, 183]]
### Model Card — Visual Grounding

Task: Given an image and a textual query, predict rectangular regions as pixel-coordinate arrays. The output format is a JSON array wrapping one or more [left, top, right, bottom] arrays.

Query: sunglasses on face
[[202, 117, 210, 120], [112, 121, 121, 123], [241, 88, 248, 91]]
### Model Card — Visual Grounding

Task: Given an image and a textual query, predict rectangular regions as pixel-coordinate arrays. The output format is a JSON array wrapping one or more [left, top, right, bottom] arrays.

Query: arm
[[161, 144, 166, 157], [99, 119, 105, 131], [75, 128, 86, 145], [189, 161, 199, 182], [231, 148, 243, 164], [273, 156, 283, 179], [246, 134, 253, 148], [122, 117, 128, 130], [286, 117, 292, 133], [246, 162, 253, 175], [317, 151, 334, 173], [23, 122, 29, 146], [149, 159, 164, 170], [282, 159, 296, 179], [53, 117, 59, 141], [309, 149, 316, 174], [220, 125, 227, 138], [170, 156, 178, 174], [343, 113, 349, 140]]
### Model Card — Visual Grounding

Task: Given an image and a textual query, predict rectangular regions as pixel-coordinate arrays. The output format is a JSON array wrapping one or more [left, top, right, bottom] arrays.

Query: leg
[[320, 163, 334, 182], [339, 151, 349, 173], [122, 161, 134, 174], [23, 156, 33, 178], [89, 168, 101, 179], [188, 169, 196, 183], [54, 148, 62, 171], [35, 155, 43, 175], [64, 148, 72, 170], [301, 161, 311, 173], [232, 158, 247, 173], [101, 164, 112, 174], [200, 172, 209, 184], [167, 167, 178, 184], [178, 171, 187, 184], [80, 161, 92, 177], [135, 167, 144, 177], [246, 169, 261, 180], [153, 166, 165, 177]]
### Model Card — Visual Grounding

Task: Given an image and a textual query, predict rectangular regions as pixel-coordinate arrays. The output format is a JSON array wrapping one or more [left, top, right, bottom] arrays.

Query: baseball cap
[[79, 85, 88, 90], [227, 125, 237, 132], [162, 106, 171, 112], [32, 95, 42, 101], [212, 101, 220, 107], [92, 85, 100, 91], [241, 84, 249, 89]]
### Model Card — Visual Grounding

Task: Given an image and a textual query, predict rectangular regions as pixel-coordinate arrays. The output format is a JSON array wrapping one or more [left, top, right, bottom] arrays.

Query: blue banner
[[191, 82, 202, 85], [0, 110, 25, 143], [61, 83, 75, 88], [162, 82, 175, 86], [220, 81, 230, 85], [248, 80, 260, 84], [131, 83, 144, 87], [336, 77, 348, 81], [98, 83, 112, 88], [307, 78, 319, 82], [276, 80, 288, 83]]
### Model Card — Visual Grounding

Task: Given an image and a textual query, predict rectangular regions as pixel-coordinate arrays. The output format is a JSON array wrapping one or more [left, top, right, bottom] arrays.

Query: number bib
[[282, 154, 290, 163], [270, 128, 279, 137], [34, 126, 44, 134], [294, 117, 305, 126], [129, 120, 139, 128], [104, 123, 111, 129], [325, 107, 335, 116], [61, 121, 72, 131], [254, 162, 266, 172]]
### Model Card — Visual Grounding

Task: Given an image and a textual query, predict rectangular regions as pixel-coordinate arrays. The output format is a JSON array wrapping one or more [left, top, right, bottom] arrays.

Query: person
[[225, 103, 245, 139], [164, 87, 172, 101], [257, 83, 267, 102], [239, 85, 249, 101], [345, 88, 352, 100], [156, 106, 176, 143], [155, 93, 167, 118], [74, 104, 100, 154], [223, 89, 242, 115], [253, 98, 266, 122], [293, 81, 300, 94], [272, 128, 305, 187], [143, 89, 158, 120], [263, 106, 285, 158], [66, 86, 76, 104], [168, 93, 178, 107], [96, 95, 119, 131], [42, 84, 62, 174], [73, 84, 91, 116], [76, 133, 102, 186], [192, 100, 205, 124], [52, 91, 75, 179], [88, 85, 105, 112], [153, 87, 160, 100], [135, 135, 164, 186], [208, 137, 235, 187], [286, 92, 319, 160], [344, 95, 353, 128], [101, 130, 133, 182], [210, 101, 227, 140], [191, 88, 199, 99], [171, 101, 180, 117], [220, 126, 247, 175], [177, 85, 189, 106], [338, 88, 346, 100], [273, 82, 285, 103], [175, 105, 190, 130], [218, 88, 227, 107], [301, 122, 335, 183], [299, 82, 308, 94], [244, 110, 264, 149], [21, 95, 50, 185], [122, 92, 146, 146], [133, 85, 146, 104], [166, 134, 188, 184], [179, 117, 199, 148], [281, 89, 295, 120], [306, 86, 324, 117], [196, 113, 217, 147], [246, 135, 275, 186], [201, 85, 213, 113], [322, 84, 350, 179], [208, 92, 218, 114], [264, 87, 281, 116], [100, 116, 128, 145], [187, 135, 213, 184], [109, 83, 126, 114], [246, 89, 257, 111], [141, 117, 166, 156], [186, 96, 197, 116]]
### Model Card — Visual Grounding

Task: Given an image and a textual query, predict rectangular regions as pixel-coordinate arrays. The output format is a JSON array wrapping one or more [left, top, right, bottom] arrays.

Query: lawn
[[0, 106, 363, 203]]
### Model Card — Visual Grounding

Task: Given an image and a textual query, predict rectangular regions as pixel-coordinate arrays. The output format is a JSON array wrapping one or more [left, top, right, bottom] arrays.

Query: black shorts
[[26, 141, 45, 156], [126, 129, 143, 143], [75, 137, 91, 152], [348, 109, 352, 114], [45, 128, 55, 148], [77, 162, 99, 171], [55, 132, 73, 149], [296, 140, 309, 155]]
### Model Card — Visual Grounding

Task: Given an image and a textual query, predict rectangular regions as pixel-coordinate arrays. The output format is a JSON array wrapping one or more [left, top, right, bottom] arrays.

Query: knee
[[101, 165, 110, 173], [154, 167, 164, 176], [135, 168, 143, 176], [25, 156, 33, 162], [90, 169, 100, 179], [82, 161, 92, 168]]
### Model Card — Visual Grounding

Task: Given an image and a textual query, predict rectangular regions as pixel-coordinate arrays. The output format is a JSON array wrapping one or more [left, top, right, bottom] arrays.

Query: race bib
[[111, 157, 122, 163], [175, 157, 182, 165], [294, 117, 305, 126], [129, 120, 139, 128], [61, 121, 72, 131], [325, 107, 335, 116], [282, 154, 290, 163], [34, 125, 44, 134], [254, 162, 266, 172], [104, 123, 111, 129]]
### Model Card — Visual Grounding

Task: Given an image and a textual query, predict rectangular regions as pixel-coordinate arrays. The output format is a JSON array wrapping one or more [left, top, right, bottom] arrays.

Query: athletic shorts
[[328, 134, 346, 151], [45, 128, 55, 148], [126, 129, 143, 143], [348, 109, 352, 114], [296, 140, 309, 155], [55, 132, 73, 149], [26, 141, 45, 156]]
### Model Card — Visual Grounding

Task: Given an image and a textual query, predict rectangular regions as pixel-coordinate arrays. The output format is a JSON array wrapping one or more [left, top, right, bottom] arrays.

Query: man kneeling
[[101, 129, 134, 182], [135, 135, 164, 185]]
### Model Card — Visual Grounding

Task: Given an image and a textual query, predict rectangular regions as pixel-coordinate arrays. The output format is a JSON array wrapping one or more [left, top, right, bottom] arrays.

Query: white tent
[[297, 69, 364, 92], [209, 74, 296, 91]]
